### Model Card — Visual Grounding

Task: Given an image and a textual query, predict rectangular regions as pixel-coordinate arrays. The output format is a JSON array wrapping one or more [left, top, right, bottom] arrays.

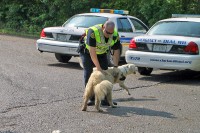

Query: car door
[[116, 17, 148, 57]]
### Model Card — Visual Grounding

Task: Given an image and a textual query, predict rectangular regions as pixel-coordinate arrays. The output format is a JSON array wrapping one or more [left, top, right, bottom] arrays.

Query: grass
[[0, 28, 40, 39]]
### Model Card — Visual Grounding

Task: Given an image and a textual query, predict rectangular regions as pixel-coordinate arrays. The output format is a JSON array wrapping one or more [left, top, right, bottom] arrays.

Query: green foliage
[[0, 0, 200, 37]]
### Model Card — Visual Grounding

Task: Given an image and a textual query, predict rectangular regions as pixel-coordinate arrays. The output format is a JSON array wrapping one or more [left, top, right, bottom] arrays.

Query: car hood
[[43, 26, 86, 35], [135, 35, 200, 46]]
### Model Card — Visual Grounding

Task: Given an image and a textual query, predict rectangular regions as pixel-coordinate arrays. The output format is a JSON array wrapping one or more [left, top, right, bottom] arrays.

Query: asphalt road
[[0, 34, 200, 133]]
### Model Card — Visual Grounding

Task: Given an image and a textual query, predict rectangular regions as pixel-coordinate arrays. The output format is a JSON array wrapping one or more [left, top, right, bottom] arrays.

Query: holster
[[76, 42, 85, 53], [77, 33, 86, 53]]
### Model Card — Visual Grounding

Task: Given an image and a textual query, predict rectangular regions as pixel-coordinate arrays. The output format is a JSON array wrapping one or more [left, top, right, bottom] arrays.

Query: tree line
[[0, 0, 200, 36]]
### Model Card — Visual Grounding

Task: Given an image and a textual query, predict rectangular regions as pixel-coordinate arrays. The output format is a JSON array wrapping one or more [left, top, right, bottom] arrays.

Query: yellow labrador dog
[[81, 64, 136, 112]]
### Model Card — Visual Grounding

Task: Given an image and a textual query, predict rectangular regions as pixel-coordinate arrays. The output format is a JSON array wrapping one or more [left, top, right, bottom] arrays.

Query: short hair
[[104, 21, 115, 30]]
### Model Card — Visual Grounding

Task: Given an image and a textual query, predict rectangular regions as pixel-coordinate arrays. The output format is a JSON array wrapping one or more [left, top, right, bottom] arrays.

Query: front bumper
[[125, 50, 200, 71], [36, 39, 79, 56]]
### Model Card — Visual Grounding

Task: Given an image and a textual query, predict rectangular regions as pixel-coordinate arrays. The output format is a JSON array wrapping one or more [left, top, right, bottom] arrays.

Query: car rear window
[[148, 21, 200, 37], [63, 15, 108, 28]]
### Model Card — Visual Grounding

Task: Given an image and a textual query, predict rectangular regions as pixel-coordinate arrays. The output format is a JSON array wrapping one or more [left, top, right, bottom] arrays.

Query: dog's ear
[[113, 68, 120, 76], [113, 68, 121, 82]]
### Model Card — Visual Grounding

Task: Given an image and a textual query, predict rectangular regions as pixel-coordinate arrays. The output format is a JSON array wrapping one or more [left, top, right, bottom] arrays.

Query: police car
[[36, 8, 148, 66], [125, 14, 200, 75]]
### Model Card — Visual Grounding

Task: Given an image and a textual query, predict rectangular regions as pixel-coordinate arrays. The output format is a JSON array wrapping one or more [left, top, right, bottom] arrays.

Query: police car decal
[[120, 38, 132, 46], [149, 58, 192, 64], [129, 55, 192, 64], [120, 38, 132, 42], [135, 36, 188, 45]]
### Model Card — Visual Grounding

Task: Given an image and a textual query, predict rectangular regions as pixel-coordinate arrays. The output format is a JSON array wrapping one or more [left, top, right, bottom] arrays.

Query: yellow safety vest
[[84, 24, 118, 54]]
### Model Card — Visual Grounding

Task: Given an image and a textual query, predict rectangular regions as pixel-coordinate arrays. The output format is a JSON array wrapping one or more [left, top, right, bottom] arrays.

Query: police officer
[[79, 20, 121, 106]]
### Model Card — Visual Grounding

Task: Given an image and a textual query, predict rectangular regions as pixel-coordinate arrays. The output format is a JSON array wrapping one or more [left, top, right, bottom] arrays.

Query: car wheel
[[138, 67, 153, 75], [55, 53, 72, 63]]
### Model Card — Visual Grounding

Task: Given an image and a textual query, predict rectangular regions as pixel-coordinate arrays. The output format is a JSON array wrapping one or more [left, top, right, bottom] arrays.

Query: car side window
[[130, 18, 148, 32], [117, 18, 133, 32]]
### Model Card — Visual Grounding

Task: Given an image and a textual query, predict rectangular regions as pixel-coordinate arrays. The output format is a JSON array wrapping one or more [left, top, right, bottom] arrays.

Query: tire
[[55, 53, 72, 63], [138, 67, 153, 75]]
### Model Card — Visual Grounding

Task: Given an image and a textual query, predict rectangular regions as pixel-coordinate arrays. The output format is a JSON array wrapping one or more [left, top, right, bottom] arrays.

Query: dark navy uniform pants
[[80, 51, 108, 87]]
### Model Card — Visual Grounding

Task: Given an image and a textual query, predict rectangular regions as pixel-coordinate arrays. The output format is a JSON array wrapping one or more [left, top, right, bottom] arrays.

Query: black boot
[[87, 95, 95, 106], [101, 97, 117, 106]]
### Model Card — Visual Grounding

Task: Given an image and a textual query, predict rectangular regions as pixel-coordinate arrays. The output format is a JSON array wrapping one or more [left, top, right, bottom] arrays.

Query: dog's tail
[[94, 80, 113, 100]]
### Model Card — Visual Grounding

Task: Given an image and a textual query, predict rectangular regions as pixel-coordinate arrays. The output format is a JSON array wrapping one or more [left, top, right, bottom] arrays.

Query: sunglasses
[[105, 30, 114, 35]]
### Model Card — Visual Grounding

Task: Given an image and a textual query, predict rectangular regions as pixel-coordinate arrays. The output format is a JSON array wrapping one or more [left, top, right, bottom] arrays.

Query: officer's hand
[[97, 67, 103, 72]]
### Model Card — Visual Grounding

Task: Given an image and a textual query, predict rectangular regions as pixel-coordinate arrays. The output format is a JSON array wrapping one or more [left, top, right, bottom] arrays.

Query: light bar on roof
[[172, 14, 200, 18], [90, 8, 129, 15]]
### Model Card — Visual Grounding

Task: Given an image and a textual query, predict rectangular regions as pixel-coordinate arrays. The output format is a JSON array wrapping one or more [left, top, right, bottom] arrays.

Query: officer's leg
[[80, 51, 95, 105], [98, 53, 117, 106], [80, 52, 94, 86]]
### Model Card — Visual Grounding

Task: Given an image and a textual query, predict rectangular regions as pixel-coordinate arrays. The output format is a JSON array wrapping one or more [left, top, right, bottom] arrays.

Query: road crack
[[0, 99, 65, 114]]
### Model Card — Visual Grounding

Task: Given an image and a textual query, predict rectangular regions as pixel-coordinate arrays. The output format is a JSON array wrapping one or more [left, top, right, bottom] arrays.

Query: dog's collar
[[120, 66, 128, 76]]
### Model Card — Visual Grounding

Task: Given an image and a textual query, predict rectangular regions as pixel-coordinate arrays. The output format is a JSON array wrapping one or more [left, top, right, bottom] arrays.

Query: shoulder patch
[[113, 36, 117, 40], [90, 33, 95, 39]]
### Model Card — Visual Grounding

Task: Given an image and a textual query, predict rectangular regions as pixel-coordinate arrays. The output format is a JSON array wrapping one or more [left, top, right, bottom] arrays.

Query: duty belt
[[84, 48, 107, 56]]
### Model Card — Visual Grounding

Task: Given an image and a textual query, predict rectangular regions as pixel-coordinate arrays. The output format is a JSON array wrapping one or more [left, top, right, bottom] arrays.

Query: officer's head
[[103, 21, 115, 38]]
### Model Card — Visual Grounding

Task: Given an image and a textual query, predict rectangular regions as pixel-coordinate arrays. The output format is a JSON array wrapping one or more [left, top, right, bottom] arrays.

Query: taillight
[[129, 39, 137, 49], [40, 29, 46, 38], [184, 42, 199, 54]]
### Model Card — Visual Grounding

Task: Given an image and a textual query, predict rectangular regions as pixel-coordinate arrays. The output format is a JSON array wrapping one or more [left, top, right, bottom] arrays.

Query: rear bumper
[[36, 39, 79, 56], [125, 50, 200, 71]]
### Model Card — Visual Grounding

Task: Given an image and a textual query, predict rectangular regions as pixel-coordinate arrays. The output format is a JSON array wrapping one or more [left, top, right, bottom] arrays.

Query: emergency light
[[90, 8, 129, 15], [172, 14, 200, 18]]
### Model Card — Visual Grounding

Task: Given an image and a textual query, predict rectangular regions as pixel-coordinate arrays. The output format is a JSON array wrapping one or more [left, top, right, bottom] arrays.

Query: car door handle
[[121, 35, 125, 37]]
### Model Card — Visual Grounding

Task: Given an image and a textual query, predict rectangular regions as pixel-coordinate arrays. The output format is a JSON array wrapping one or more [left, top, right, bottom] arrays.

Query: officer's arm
[[111, 36, 121, 67], [87, 29, 102, 71], [89, 46, 102, 71], [113, 49, 120, 67]]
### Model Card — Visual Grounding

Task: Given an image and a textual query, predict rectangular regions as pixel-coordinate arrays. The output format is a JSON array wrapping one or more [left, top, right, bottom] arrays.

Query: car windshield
[[148, 21, 200, 37], [63, 15, 108, 28]]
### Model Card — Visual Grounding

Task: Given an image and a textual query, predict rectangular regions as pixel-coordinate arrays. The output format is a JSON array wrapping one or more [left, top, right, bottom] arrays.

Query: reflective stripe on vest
[[84, 24, 118, 55]]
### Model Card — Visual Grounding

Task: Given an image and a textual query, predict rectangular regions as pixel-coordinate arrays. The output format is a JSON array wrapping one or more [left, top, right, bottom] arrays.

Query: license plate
[[57, 34, 70, 42], [66, 47, 77, 53], [153, 44, 167, 52]]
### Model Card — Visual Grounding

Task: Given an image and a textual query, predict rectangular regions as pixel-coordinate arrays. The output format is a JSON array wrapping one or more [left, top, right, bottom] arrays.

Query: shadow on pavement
[[48, 62, 82, 70], [138, 70, 200, 86], [115, 97, 157, 102], [104, 106, 176, 119]]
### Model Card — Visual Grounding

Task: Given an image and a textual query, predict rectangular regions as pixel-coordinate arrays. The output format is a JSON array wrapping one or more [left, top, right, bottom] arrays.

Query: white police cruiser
[[125, 14, 200, 75], [36, 8, 148, 66]]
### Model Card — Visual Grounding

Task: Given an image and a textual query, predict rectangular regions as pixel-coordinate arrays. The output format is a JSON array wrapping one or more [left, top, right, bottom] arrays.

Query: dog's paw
[[98, 109, 104, 112], [81, 107, 87, 111], [111, 105, 117, 108]]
